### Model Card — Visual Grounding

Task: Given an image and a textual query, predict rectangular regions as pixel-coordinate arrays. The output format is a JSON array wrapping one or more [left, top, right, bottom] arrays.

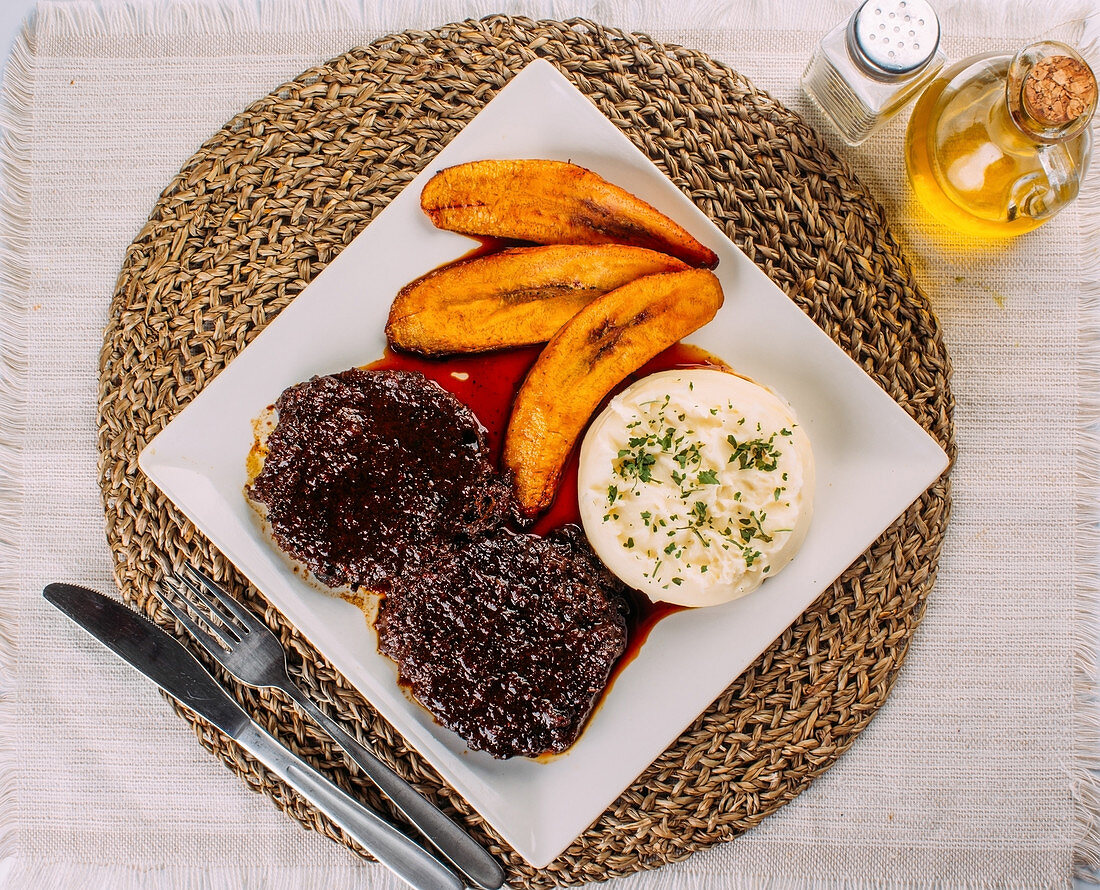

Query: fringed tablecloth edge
[[0, 14, 34, 882], [27, 0, 1098, 46], [1074, 18, 1100, 883]]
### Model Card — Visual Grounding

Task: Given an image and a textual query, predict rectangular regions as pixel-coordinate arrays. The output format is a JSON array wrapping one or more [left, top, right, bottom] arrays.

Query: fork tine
[[152, 580, 237, 653], [184, 565, 261, 631], [177, 572, 246, 638]]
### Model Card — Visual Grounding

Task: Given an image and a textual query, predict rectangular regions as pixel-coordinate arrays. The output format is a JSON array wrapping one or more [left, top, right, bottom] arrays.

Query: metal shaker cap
[[847, 0, 940, 79]]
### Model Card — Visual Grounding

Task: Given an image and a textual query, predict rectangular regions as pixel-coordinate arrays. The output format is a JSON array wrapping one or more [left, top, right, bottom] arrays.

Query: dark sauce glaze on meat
[[376, 526, 629, 758], [248, 368, 511, 592]]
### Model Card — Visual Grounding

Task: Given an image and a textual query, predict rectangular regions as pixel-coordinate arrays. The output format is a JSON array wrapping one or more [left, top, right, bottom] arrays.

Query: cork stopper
[[1022, 55, 1097, 126]]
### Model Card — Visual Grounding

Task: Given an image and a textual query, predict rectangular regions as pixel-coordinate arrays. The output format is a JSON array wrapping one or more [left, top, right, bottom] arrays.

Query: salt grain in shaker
[[802, 0, 946, 145]]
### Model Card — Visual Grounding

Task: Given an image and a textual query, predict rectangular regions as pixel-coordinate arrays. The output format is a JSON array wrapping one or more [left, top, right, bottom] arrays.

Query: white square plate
[[139, 59, 949, 867]]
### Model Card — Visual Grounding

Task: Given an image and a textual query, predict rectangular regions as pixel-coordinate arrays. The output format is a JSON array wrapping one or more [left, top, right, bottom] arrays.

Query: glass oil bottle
[[802, 0, 946, 145], [905, 41, 1097, 237]]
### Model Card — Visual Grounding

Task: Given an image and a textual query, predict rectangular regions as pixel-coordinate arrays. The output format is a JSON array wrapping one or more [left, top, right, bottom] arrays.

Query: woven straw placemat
[[96, 15, 954, 887]]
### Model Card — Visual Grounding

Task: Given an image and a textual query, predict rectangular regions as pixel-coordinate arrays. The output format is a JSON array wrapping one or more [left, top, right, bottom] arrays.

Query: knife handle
[[234, 722, 465, 890], [279, 681, 505, 890]]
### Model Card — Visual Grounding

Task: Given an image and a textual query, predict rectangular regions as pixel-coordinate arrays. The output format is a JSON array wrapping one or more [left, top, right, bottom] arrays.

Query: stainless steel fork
[[153, 565, 505, 890]]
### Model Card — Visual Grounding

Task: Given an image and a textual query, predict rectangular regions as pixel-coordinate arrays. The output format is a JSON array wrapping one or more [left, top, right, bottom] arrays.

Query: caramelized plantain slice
[[386, 245, 689, 354], [420, 159, 719, 269], [504, 268, 724, 516]]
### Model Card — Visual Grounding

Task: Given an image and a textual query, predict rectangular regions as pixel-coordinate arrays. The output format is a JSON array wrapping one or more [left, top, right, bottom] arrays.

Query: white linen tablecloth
[[2, 1, 1099, 887]]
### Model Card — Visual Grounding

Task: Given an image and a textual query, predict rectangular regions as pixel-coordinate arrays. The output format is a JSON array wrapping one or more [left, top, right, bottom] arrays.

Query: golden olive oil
[[905, 43, 1095, 238]]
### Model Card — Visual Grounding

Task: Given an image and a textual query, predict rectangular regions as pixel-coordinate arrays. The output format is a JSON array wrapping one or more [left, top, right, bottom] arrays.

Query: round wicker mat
[[98, 15, 954, 887]]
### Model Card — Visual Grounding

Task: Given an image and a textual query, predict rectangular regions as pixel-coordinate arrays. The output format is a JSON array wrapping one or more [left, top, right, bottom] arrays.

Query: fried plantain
[[386, 245, 689, 354], [504, 268, 725, 516], [420, 159, 719, 269]]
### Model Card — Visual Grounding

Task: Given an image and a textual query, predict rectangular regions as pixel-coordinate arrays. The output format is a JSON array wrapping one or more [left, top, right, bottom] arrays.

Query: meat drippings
[[248, 368, 510, 591], [376, 526, 628, 758]]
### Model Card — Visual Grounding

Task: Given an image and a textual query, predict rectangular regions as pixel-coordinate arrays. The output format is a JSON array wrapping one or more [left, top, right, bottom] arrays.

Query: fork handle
[[279, 680, 505, 890], [234, 722, 464, 890]]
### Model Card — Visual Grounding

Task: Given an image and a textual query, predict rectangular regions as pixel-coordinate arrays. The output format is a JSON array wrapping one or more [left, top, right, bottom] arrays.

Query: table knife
[[43, 582, 467, 890]]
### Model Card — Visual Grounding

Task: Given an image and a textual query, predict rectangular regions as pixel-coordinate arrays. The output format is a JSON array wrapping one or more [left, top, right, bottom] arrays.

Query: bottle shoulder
[[925, 52, 1092, 153], [937, 52, 1014, 85]]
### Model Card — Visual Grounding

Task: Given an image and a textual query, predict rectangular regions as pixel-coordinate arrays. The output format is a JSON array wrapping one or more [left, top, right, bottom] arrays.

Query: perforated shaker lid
[[847, 0, 940, 79]]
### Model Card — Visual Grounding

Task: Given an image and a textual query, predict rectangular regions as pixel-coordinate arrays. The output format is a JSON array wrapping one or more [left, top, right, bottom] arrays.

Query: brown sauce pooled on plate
[[367, 341, 726, 531]]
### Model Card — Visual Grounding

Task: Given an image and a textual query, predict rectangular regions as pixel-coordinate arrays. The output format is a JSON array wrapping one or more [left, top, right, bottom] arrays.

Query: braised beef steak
[[376, 528, 629, 758], [251, 367, 629, 758], [248, 368, 509, 591]]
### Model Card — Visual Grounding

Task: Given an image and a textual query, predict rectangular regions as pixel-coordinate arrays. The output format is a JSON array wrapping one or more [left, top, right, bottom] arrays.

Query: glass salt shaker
[[802, 0, 946, 145]]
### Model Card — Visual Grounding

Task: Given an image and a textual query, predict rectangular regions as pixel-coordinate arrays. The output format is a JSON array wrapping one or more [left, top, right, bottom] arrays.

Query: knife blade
[[44, 583, 467, 890]]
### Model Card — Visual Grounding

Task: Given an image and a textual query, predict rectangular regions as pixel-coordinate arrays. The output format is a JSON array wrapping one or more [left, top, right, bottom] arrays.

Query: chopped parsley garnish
[[606, 394, 791, 582], [727, 433, 782, 472]]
